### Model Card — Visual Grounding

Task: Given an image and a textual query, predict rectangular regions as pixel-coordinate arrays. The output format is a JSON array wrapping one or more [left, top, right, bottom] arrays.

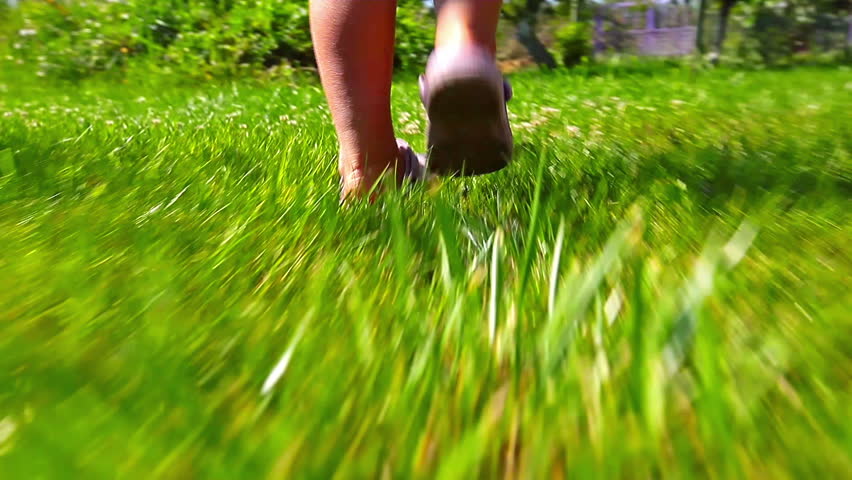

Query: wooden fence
[[595, 2, 697, 57]]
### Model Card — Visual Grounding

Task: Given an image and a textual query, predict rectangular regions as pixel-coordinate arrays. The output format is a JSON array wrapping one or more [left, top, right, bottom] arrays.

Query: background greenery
[[1, 0, 434, 79], [2, 0, 849, 80]]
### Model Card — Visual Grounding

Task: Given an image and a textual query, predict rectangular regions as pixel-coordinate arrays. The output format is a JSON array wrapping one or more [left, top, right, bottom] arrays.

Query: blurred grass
[[0, 65, 850, 478]]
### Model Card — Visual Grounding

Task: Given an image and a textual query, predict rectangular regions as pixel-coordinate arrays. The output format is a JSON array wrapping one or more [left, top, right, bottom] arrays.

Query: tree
[[694, 0, 740, 61], [503, 0, 557, 68], [696, 0, 709, 53], [556, 0, 587, 22], [707, 0, 851, 63], [714, 0, 737, 60]]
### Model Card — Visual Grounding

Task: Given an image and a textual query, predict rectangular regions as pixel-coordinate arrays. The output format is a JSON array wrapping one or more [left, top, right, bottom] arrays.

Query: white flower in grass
[[0, 417, 17, 455], [151, 118, 162, 125], [18, 29, 37, 37], [400, 122, 420, 135], [527, 112, 549, 128], [566, 125, 581, 137], [517, 121, 535, 132]]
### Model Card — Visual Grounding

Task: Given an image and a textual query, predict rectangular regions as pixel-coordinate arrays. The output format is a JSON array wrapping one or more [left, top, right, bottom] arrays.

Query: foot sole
[[425, 64, 512, 176]]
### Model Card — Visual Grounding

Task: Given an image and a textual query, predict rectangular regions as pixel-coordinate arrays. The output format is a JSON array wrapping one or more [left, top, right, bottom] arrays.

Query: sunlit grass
[[0, 66, 850, 478]]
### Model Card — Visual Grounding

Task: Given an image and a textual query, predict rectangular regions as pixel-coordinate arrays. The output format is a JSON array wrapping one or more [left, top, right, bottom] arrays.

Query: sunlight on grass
[[0, 66, 850, 478]]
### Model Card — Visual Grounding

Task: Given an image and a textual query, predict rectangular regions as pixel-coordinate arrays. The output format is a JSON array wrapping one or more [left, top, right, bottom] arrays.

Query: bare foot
[[339, 139, 425, 201]]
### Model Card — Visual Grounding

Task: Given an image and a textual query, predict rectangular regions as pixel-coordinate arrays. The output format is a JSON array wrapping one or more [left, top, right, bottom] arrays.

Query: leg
[[310, 0, 399, 198], [434, 0, 502, 56], [424, 0, 512, 175]]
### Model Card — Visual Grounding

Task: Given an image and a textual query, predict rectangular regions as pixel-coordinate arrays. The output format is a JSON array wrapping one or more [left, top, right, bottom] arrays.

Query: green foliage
[[138, 0, 315, 78], [747, 6, 795, 65], [503, 0, 549, 21], [394, 0, 435, 70], [0, 66, 850, 478], [0, 2, 14, 41], [555, 22, 592, 67], [2, 0, 434, 79], [731, 0, 851, 66], [8, 0, 137, 78]]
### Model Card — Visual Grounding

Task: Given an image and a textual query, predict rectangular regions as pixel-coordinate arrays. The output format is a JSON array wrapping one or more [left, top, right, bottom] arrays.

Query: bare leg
[[434, 0, 502, 56], [310, 0, 399, 198]]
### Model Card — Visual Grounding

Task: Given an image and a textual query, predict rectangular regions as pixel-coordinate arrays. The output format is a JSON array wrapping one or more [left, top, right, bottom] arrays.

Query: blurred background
[[1, 0, 850, 79]]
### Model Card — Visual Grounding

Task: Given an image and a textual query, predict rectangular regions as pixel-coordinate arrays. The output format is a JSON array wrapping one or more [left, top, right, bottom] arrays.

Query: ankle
[[338, 143, 403, 197], [434, 0, 500, 57], [435, 31, 496, 58]]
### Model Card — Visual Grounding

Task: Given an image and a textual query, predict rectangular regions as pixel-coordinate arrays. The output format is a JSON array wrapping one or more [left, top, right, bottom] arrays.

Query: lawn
[[0, 65, 850, 478]]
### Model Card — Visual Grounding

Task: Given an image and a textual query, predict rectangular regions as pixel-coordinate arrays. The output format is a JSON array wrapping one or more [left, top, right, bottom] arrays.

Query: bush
[[7, 0, 138, 79], [139, 1, 315, 78], [3, 0, 435, 79], [555, 22, 592, 68], [749, 6, 795, 66], [395, 0, 435, 71]]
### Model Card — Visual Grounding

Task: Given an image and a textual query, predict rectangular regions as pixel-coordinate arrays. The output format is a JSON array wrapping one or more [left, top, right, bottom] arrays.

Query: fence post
[[644, 7, 657, 53], [595, 11, 605, 55], [646, 6, 657, 30]]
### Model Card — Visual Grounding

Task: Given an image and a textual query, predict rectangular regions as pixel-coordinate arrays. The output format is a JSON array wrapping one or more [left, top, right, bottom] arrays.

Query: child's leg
[[434, 0, 502, 55], [310, 0, 399, 198], [425, 0, 512, 176]]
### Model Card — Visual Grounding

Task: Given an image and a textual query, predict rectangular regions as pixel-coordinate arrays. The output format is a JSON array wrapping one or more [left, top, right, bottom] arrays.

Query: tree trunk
[[714, 0, 736, 62], [696, 0, 708, 54], [517, 17, 557, 68], [570, 0, 585, 22]]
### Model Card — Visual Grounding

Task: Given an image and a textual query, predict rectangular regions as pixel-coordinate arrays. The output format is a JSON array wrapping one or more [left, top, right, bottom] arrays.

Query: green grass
[[0, 65, 850, 478]]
